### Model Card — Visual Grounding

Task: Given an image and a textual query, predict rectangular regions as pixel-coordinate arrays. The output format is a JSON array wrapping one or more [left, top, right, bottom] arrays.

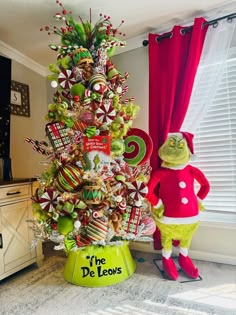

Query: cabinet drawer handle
[[0, 234, 3, 249], [6, 191, 21, 196]]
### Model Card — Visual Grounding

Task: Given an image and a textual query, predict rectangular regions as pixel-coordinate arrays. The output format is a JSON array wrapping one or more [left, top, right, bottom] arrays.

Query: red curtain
[[148, 18, 208, 250], [149, 17, 208, 170]]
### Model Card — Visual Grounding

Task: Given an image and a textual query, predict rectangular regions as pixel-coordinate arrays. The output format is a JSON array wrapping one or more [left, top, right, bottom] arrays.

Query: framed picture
[[10, 80, 30, 117]]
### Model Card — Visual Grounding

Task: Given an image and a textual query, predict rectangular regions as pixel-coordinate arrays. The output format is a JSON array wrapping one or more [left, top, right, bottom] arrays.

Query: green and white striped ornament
[[55, 164, 82, 193]]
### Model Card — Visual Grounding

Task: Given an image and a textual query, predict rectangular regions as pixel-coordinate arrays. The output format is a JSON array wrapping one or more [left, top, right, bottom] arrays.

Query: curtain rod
[[142, 12, 236, 46]]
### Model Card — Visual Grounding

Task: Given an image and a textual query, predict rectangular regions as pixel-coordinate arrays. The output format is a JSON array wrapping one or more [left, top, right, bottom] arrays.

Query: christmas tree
[[28, 0, 156, 253]]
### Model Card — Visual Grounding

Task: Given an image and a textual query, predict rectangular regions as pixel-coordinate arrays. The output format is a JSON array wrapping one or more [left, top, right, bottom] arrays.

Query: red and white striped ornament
[[76, 235, 91, 247], [58, 69, 76, 89], [124, 97, 135, 104], [39, 189, 60, 212], [120, 85, 129, 97], [127, 181, 148, 202], [72, 120, 88, 133], [96, 99, 116, 124], [118, 199, 127, 213]]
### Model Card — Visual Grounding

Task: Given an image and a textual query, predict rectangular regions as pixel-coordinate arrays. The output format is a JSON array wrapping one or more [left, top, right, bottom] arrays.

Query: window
[[182, 47, 236, 224]]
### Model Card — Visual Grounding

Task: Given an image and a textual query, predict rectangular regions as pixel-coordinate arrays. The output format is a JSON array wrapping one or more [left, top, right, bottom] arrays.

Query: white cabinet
[[0, 181, 44, 280]]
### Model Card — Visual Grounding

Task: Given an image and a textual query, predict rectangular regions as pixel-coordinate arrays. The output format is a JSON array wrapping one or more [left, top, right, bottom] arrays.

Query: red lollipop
[[123, 128, 153, 166]]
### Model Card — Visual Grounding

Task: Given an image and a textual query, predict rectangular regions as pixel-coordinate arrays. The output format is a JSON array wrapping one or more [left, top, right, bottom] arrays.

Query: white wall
[[113, 47, 149, 133], [10, 60, 48, 178], [114, 47, 236, 266]]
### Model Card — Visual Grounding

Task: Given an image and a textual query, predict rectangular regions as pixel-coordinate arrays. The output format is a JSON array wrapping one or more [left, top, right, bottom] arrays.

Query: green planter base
[[63, 242, 136, 287]]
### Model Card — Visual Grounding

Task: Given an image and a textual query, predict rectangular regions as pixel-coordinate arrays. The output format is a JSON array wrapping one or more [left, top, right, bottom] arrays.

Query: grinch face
[[111, 139, 125, 157], [158, 135, 190, 165]]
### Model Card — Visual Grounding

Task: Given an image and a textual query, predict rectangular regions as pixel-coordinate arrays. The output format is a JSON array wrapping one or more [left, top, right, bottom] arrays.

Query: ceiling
[[0, 0, 235, 71]]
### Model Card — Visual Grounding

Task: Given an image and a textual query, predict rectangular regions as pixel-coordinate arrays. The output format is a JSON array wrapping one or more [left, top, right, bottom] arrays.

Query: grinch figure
[[146, 132, 210, 280]]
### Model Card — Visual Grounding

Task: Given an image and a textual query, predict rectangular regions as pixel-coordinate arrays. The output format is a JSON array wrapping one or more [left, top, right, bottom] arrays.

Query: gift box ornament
[[123, 206, 141, 235], [45, 122, 71, 151]]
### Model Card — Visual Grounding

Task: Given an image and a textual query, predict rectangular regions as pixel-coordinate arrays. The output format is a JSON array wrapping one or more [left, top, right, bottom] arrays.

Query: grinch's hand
[[152, 199, 164, 219], [198, 198, 205, 211]]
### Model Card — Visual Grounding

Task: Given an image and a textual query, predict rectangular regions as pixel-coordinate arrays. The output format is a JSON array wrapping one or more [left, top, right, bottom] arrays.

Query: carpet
[[0, 254, 235, 315]]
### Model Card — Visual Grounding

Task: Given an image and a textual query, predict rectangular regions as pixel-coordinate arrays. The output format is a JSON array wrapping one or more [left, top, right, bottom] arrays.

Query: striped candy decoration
[[86, 218, 108, 241], [72, 120, 88, 133], [127, 180, 148, 202], [76, 235, 91, 247], [124, 128, 153, 166], [120, 85, 129, 97], [124, 97, 135, 104], [55, 164, 83, 193]]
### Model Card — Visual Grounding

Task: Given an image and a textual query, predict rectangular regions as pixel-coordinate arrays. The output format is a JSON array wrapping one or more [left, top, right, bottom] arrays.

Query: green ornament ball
[[70, 83, 86, 98], [57, 216, 74, 235]]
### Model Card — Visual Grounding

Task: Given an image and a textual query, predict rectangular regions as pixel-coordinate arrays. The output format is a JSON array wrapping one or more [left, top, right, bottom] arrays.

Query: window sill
[[200, 212, 236, 229]]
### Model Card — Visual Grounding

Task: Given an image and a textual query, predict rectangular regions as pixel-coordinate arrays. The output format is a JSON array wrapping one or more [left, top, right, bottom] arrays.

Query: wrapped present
[[45, 122, 71, 151], [123, 205, 141, 235]]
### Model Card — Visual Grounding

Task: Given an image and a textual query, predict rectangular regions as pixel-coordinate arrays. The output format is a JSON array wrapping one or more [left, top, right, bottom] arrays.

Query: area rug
[[0, 255, 234, 315]]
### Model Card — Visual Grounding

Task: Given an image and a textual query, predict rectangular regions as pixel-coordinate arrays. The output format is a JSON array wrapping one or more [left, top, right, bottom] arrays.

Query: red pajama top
[[146, 165, 210, 224]]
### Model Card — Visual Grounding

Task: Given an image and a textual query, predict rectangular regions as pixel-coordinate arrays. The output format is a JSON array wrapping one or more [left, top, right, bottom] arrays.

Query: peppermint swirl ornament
[[127, 180, 148, 203], [39, 188, 60, 212], [96, 99, 116, 124], [58, 69, 76, 89]]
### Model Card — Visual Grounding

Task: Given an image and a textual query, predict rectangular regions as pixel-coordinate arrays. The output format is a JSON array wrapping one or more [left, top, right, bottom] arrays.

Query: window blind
[[182, 48, 236, 222]]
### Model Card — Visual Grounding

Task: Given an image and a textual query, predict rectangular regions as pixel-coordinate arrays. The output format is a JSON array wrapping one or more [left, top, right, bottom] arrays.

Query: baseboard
[[129, 241, 236, 266], [188, 250, 236, 266]]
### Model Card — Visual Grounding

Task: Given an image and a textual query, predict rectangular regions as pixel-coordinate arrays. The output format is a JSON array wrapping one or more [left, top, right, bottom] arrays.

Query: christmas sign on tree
[[28, 1, 155, 262]]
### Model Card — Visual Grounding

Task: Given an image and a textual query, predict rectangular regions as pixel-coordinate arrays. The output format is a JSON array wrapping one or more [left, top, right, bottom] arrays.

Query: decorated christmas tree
[[28, 1, 156, 257]]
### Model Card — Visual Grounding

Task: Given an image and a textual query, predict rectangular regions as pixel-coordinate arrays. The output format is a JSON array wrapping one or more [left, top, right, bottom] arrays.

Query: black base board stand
[[153, 257, 203, 283]]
